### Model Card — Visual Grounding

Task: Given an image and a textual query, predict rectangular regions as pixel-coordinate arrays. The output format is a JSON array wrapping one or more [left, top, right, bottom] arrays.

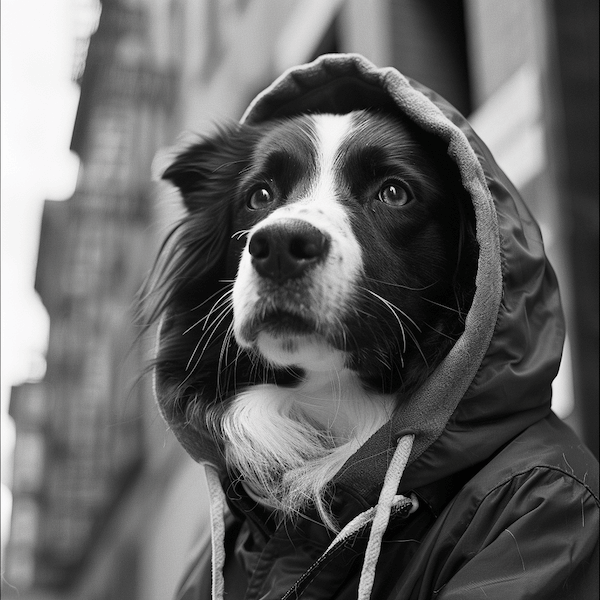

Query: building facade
[[4, 1, 597, 598]]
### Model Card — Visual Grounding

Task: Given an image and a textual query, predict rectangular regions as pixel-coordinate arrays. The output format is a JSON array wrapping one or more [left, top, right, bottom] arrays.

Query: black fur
[[141, 111, 477, 453]]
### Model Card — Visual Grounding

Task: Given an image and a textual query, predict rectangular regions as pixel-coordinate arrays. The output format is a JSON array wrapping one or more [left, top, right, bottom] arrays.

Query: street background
[[1, 1, 598, 598]]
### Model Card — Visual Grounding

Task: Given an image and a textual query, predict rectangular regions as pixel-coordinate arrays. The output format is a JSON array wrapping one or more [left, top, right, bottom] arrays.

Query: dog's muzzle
[[248, 219, 331, 283], [232, 203, 362, 364]]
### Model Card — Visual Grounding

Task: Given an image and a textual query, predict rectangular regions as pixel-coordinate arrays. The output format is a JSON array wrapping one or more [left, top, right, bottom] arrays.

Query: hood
[[237, 53, 564, 500]]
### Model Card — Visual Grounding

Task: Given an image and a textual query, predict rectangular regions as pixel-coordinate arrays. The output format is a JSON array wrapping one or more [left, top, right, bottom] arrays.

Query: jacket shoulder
[[423, 415, 599, 599], [469, 412, 599, 502]]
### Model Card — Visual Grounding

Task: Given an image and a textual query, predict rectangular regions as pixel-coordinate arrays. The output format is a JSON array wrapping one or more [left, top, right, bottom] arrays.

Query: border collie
[[146, 109, 476, 530]]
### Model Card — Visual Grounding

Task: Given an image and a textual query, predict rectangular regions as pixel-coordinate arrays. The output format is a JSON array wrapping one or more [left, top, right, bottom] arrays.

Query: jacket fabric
[[169, 54, 599, 599]]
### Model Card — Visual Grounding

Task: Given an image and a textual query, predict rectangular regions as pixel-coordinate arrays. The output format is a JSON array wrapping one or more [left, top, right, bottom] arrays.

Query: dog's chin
[[241, 323, 345, 372], [236, 308, 347, 372], [256, 331, 346, 372]]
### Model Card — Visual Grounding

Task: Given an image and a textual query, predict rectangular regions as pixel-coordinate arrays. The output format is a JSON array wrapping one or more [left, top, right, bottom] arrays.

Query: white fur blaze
[[232, 114, 363, 370]]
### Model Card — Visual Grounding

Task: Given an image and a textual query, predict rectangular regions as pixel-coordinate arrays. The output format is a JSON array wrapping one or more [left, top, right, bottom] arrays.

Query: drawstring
[[357, 433, 415, 599], [203, 433, 417, 600], [205, 464, 226, 600]]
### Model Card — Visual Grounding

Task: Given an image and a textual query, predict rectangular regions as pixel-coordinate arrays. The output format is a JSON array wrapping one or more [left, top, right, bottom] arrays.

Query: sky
[[1, 0, 100, 565]]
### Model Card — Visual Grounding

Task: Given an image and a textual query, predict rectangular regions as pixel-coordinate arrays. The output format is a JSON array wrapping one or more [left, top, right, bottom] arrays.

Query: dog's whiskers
[[187, 288, 233, 335], [202, 290, 235, 332], [362, 288, 421, 332], [189, 283, 234, 313], [422, 322, 457, 342], [216, 322, 237, 398], [363, 288, 408, 353], [186, 307, 233, 372], [231, 229, 251, 241], [361, 287, 429, 367], [183, 294, 234, 379], [403, 325, 428, 367], [421, 296, 463, 315], [364, 276, 436, 292]]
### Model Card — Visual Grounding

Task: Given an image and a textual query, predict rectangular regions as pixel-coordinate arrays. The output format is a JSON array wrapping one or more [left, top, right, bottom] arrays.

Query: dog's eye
[[378, 181, 411, 207], [247, 187, 273, 210]]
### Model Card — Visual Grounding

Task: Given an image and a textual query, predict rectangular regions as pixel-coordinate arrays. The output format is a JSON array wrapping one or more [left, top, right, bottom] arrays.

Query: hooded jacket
[[166, 54, 599, 600]]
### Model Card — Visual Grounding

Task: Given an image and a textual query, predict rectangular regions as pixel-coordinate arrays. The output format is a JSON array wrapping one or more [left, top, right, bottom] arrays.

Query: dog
[[146, 109, 477, 530]]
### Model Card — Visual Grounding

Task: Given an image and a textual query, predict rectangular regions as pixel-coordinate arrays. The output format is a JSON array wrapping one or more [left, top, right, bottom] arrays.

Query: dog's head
[[144, 109, 477, 516]]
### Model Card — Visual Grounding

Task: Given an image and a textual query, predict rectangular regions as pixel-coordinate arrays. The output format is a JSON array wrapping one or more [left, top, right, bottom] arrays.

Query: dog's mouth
[[235, 302, 348, 370], [258, 308, 317, 336], [239, 305, 319, 345]]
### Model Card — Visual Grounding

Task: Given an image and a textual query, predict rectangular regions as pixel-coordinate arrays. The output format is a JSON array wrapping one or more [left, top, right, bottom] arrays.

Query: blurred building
[[3, 0, 597, 599]]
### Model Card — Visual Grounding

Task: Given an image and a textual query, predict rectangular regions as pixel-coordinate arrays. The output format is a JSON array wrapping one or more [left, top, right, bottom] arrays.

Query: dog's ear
[[161, 142, 214, 198], [143, 127, 249, 323], [161, 124, 253, 211]]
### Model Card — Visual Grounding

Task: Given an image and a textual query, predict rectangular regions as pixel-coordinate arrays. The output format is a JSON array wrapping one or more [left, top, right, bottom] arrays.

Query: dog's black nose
[[248, 220, 330, 282]]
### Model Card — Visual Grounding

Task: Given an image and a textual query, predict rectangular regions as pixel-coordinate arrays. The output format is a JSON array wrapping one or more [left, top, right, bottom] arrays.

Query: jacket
[[165, 54, 599, 599]]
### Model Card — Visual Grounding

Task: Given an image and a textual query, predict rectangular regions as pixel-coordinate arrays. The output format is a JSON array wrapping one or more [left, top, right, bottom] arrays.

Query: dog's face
[[231, 113, 364, 373], [228, 111, 473, 386], [148, 109, 476, 522]]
